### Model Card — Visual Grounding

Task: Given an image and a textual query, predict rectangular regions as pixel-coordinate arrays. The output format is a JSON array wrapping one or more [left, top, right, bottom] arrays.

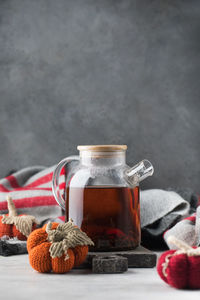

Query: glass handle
[[52, 156, 79, 210], [126, 159, 154, 185]]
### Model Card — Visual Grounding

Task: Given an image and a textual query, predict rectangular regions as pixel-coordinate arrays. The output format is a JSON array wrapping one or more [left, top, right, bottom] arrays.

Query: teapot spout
[[125, 159, 154, 185]]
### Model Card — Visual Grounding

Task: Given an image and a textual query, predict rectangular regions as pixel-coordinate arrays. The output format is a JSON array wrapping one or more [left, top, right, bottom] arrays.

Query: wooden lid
[[77, 145, 127, 152]]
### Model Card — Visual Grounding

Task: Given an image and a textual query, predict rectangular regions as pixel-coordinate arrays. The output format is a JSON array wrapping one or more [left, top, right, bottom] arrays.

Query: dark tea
[[65, 186, 140, 251]]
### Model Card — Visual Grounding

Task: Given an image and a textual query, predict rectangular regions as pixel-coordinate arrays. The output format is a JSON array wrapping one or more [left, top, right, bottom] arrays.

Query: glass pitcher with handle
[[52, 145, 154, 252]]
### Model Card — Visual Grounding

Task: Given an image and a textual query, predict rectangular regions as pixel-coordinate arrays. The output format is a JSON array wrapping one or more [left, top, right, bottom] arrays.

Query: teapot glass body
[[52, 145, 154, 252]]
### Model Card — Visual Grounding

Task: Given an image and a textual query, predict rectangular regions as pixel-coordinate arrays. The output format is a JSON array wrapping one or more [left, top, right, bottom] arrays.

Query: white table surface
[[0, 254, 199, 300]]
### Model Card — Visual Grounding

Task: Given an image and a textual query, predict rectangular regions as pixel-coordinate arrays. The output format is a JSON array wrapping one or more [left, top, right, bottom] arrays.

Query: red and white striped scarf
[[0, 166, 65, 225]]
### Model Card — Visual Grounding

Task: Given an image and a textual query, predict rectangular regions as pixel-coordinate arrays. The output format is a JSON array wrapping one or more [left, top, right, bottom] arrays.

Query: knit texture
[[141, 189, 193, 248], [157, 236, 200, 289], [0, 215, 37, 240], [0, 196, 38, 239], [164, 206, 200, 249], [46, 220, 94, 260], [0, 166, 198, 249], [27, 221, 93, 273], [0, 166, 66, 225]]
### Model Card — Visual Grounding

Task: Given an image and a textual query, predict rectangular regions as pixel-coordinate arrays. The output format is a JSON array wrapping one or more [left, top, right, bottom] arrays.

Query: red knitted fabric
[[157, 249, 200, 289]]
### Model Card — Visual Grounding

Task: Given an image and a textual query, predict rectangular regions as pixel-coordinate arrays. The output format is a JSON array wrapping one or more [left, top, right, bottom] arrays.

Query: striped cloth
[[1, 166, 199, 250], [0, 166, 65, 225]]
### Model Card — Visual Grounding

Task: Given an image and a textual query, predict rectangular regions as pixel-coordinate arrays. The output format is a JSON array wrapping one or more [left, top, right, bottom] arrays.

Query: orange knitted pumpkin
[[27, 220, 94, 273], [0, 196, 37, 240]]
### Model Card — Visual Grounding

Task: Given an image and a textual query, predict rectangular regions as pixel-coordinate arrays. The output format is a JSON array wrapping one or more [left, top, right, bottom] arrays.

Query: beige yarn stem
[[167, 236, 192, 251], [46, 220, 94, 260], [162, 236, 200, 278], [162, 253, 173, 277], [1, 195, 38, 237], [7, 196, 17, 217]]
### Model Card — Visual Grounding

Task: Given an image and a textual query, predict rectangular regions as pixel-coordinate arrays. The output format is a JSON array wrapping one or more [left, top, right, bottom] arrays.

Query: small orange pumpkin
[[0, 196, 37, 240], [27, 220, 94, 273]]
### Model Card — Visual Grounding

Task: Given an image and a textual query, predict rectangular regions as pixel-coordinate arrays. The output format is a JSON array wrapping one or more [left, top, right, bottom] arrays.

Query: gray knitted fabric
[[140, 189, 190, 228], [139, 189, 193, 249], [164, 206, 200, 249]]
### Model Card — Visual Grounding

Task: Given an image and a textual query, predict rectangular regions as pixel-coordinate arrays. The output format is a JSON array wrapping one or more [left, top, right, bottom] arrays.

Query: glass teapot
[[52, 145, 154, 252]]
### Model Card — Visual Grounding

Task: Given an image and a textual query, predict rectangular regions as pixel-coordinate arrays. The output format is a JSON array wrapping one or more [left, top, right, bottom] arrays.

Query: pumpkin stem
[[46, 221, 94, 260], [7, 196, 17, 217], [46, 222, 52, 234], [162, 236, 200, 278], [167, 236, 192, 251]]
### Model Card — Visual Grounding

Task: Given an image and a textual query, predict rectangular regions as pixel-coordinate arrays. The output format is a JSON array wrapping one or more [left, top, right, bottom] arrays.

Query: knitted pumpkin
[[0, 196, 38, 240], [27, 219, 94, 273], [157, 236, 200, 289]]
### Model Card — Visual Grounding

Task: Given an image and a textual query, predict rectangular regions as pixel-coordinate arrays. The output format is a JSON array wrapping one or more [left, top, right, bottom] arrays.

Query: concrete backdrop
[[0, 0, 199, 192]]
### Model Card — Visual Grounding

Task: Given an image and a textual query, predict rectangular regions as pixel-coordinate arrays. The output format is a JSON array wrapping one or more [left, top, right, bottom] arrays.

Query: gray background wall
[[0, 0, 199, 192]]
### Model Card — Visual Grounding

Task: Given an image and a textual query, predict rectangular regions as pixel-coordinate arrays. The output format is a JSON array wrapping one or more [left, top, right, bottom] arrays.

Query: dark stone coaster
[[77, 246, 157, 269], [92, 255, 128, 274], [0, 237, 27, 256]]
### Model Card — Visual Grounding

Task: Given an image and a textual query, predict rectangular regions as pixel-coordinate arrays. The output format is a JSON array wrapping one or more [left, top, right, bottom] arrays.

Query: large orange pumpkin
[[27, 220, 94, 273], [0, 196, 37, 240]]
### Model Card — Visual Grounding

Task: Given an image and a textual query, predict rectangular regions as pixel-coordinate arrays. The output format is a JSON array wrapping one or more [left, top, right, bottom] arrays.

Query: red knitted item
[[157, 237, 200, 289]]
